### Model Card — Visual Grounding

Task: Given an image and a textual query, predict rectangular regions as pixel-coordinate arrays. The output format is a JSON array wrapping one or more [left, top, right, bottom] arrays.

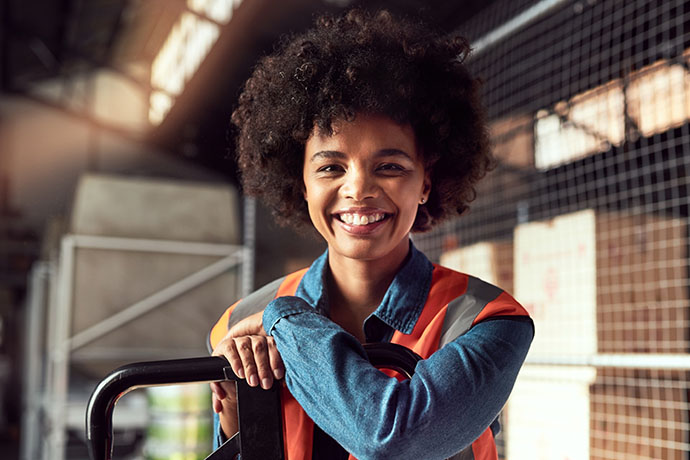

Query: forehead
[[305, 114, 419, 159]]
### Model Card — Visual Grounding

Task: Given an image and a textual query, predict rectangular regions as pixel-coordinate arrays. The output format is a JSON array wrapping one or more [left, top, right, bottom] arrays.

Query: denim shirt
[[214, 243, 534, 459], [263, 243, 533, 459]]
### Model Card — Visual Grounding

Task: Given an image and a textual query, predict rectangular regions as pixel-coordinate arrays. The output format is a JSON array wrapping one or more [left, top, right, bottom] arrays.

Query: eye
[[377, 163, 406, 173], [316, 164, 345, 173]]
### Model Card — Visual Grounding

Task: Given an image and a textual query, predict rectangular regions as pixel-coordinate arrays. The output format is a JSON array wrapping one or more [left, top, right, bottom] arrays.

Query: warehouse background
[[1, 0, 689, 459]]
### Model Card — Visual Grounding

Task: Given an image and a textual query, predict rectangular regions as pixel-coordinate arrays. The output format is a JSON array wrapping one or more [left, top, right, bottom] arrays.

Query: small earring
[[420, 197, 426, 204]]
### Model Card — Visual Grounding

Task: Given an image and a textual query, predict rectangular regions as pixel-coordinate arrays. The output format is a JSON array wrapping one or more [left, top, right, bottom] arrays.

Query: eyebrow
[[309, 148, 414, 162]]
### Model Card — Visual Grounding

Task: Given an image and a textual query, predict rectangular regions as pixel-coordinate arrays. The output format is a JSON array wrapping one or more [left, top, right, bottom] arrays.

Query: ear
[[421, 170, 432, 202]]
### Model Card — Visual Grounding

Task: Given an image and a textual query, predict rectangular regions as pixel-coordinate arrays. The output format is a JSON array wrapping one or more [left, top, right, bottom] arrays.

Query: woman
[[208, 9, 533, 460]]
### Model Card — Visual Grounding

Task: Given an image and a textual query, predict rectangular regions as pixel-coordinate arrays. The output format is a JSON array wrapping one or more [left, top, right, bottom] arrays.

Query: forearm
[[264, 296, 533, 460]]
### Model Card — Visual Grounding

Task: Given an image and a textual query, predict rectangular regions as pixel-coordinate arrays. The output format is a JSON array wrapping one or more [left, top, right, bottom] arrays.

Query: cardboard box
[[590, 368, 689, 460], [507, 366, 689, 460], [595, 212, 688, 353], [515, 209, 599, 356], [513, 209, 688, 459], [515, 209, 688, 356]]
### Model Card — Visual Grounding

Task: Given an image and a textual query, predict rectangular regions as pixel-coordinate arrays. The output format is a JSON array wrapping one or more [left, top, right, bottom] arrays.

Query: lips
[[337, 212, 386, 226], [333, 208, 391, 235]]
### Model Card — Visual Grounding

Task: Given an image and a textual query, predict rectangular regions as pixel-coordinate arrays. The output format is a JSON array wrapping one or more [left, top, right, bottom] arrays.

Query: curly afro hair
[[231, 8, 493, 232]]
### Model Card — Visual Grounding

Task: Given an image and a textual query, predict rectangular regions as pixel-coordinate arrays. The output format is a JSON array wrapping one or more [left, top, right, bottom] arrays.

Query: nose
[[341, 167, 378, 201]]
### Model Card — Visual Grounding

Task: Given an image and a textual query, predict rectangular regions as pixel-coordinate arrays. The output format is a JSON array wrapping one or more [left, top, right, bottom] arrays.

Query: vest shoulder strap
[[439, 275, 521, 347], [227, 276, 287, 331], [439, 275, 502, 347], [437, 275, 508, 460], [207, 269, 308, 351]]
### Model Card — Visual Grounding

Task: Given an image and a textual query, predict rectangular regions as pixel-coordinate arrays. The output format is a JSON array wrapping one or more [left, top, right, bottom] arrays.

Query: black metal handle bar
[[86, 342, 421, 460], [363, 342, 422, 379], [86, 356, 234, 460]]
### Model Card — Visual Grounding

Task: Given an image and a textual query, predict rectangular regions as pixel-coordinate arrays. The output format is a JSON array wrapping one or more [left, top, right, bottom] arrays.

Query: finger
[[218, 381, 237, 403], [217, 338, 245, 379], [212, 393, 223, 413], [210, 382, 226, 400], [251, 336, 273, 390], [234, 337, 259, 387], [267, 336, 285, 380], [212, 338, 244, 380], [213, 382, 238, 412]]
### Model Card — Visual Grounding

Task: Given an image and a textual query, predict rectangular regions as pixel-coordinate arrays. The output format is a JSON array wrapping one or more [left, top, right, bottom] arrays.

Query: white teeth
[[339, 213, 385, 226]]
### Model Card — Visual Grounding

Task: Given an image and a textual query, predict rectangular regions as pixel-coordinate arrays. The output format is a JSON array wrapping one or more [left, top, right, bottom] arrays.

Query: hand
[[210, 310, 285, 437], [210, 380, 238, 437], [214, 310, 286, 388]]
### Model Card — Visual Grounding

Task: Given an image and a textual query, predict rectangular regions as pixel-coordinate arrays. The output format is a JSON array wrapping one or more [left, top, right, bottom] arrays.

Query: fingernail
[[274, 368, 284, 380], [236, 367, 245, 379], [249, 374, 258, 387], [262, 378, 272, 390]]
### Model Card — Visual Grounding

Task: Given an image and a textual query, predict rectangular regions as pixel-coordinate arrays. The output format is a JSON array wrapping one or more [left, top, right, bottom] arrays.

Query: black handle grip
[[364, 342, 422, 379], [86, 356, 234, 460], [86, 343, 422, 460]]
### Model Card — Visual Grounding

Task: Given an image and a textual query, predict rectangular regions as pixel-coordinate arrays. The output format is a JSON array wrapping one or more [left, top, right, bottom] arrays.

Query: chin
[[338, 246, 380, 261], [336, 240, 402, 262]]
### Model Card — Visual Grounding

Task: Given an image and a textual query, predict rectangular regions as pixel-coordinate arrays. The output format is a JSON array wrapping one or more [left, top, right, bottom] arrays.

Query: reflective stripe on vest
[[208, 265, 528, 460]]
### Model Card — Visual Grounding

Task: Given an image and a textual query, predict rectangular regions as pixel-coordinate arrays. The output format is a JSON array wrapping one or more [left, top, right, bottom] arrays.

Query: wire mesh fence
[[414, 0, 690, 458]]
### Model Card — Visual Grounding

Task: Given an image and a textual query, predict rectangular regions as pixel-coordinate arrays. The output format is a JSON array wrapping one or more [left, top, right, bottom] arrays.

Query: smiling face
[[303, 114, 431, 267]]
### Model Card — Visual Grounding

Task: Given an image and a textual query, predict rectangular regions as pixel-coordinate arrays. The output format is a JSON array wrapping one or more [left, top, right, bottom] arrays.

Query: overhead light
[[188, 0, 243, 24], [149, 0, 244, 125]]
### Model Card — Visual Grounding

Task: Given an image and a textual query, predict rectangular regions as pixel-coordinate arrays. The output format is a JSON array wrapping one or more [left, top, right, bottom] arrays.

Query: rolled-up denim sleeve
[[263, 295, 534, 460]]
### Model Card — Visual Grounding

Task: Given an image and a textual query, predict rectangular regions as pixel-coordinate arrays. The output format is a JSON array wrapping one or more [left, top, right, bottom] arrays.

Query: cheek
[[395, 182, 423, 221], [397, 185, 421, 209], [305, 196, 318, 222], [304, 183, 329, 221]]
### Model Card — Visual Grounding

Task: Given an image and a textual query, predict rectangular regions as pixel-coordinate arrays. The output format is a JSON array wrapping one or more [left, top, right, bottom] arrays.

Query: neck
[[326, 240, 411, 340]]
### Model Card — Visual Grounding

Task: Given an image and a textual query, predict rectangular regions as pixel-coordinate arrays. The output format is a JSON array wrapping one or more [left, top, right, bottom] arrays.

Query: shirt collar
[[295, 241, 434, 334]]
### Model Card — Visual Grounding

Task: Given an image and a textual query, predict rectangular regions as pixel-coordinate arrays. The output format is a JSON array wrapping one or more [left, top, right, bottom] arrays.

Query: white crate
[[506, 365, 596, 460], [515, 209, 598, 357]]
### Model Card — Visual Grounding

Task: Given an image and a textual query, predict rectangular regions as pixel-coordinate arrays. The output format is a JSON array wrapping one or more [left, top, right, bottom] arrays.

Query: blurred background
[[0, 0, 688, 459]]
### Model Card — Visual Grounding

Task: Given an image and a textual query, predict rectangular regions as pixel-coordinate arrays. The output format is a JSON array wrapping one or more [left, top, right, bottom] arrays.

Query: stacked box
[[594, 212, 688, 460], [514, 209, 599, 356], [515, 209, 688, 356], [510, 209, 689, 458], [590, 368, 689, 460], [595, 212, 688, 353]]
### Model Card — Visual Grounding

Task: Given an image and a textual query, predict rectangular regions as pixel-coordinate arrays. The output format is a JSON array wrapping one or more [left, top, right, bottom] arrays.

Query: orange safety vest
[[209, 265, 529, 460]]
